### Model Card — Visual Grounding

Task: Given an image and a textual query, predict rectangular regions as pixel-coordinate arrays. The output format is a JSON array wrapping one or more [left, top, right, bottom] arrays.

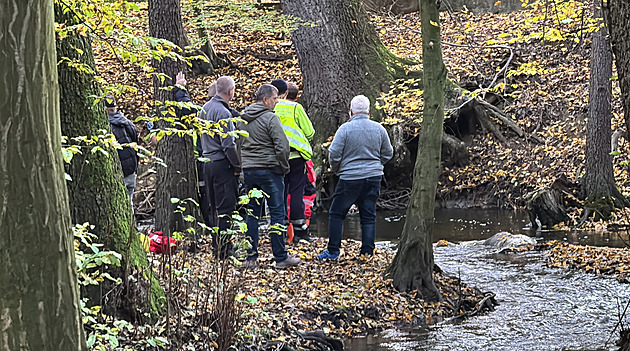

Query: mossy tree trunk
[[0, 0, 86, 349], [282, 0, 407, 164], [606, 0, 630, 135], [582, 0, 627, 220], [149, 0, 200, 236], [55, 1, 164, 320], [386, 0, 444, 302]]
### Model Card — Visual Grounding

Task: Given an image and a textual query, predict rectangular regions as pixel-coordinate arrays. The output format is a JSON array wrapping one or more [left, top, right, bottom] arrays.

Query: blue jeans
[[244, 168, 288, 262], [327, 176, 381, 255]]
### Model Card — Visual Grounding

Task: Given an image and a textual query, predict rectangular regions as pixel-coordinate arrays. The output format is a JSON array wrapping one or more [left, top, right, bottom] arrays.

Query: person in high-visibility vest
[[271, 79, 315, 243]]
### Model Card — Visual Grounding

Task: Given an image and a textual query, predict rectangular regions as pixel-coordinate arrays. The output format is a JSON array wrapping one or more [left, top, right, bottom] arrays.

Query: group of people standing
[[187, 76, 313, 268], [107, 72, 393, 269]]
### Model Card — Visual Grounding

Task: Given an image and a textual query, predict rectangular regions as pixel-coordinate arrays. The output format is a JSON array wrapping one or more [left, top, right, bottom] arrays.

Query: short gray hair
[[255, 84, 278, 102], [215, 76, 235, 94], [350, 95, 370, 114], [207, 82, 217, 97]]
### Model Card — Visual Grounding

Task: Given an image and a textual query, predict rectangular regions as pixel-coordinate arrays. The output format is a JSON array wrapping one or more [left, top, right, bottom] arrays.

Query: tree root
[[295, 331, 344, 351], [445, 88, 525, 145], [473, 100, 507, 143], [442, 292, 498, 324], [377, 188, 411, 210], [476, 99, 525, 137]]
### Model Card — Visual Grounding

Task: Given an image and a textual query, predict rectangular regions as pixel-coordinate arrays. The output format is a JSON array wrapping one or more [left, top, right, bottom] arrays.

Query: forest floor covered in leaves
[[92, 1, 630, 348], [151, 238, 493, 350]]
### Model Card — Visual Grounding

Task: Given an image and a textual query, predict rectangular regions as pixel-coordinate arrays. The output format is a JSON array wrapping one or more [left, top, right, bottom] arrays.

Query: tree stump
[[525, 176, 577, 229], [442, 132, 470, 167]]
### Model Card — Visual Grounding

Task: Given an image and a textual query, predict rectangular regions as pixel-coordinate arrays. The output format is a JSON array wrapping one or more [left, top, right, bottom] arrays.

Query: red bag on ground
[[148, 231, 180, 254]]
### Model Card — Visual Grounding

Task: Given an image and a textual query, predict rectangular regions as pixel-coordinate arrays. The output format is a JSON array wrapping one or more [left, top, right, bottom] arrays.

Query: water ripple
[[347, 242, 630, 351]]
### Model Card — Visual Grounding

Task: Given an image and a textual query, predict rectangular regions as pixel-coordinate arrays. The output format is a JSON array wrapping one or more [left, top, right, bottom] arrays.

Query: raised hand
[[176, 72, 186, 87]]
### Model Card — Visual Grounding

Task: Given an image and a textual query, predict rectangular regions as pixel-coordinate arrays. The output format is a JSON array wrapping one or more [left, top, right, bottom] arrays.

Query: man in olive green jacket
[[237, 84, 300, 269]]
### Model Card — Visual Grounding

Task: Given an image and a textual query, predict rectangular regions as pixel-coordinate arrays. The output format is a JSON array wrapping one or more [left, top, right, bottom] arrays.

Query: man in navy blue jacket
[[106, 95, 138, 210]]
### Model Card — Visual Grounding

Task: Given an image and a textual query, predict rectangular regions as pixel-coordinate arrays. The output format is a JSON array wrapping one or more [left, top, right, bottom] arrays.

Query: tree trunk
[[606, 0, 630, 136], [386, 0, 443, 302], [582, 0, 627, 219], [149, 0, 200, 236], [0, 0, 86, 349], [362, 0, 419, 14], [620, 328, 630, 351], [190, 1, 228, 74], [55, 2, 164, 319], [282, 0, 407, 165]]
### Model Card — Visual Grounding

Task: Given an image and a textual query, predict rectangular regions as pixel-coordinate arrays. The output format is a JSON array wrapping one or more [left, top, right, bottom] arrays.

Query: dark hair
[[104, 94, 117, 108], [286, 82, 299, 100], [270, 79, 288, 95], [256, 84, 278, 102]]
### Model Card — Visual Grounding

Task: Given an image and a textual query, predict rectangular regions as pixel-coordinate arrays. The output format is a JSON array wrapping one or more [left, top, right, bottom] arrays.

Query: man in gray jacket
[[238, 84, 301, 269], [198, 76, 241, 259], [317, 95, 393, 260]]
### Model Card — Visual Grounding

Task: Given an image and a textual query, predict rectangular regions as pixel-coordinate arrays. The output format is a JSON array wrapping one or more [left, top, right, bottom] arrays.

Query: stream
[[309, 209, 630, 350]]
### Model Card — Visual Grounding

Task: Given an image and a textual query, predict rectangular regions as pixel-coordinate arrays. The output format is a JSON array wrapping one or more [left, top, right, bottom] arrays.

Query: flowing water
[[309, 209, 630, 350]]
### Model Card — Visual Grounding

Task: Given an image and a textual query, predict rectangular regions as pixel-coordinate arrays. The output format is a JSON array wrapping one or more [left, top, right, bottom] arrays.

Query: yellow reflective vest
[[274, 99, 314, 160]]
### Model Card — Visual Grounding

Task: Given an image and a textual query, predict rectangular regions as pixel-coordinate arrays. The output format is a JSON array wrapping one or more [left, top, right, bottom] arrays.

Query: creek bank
[[476, 234, 630, 283], [144, 237, 495, 350], [543, 240, 630, 283], [348, 239, 630, 351], [471, 233, 630, 283], [235, 238, 495, 337]]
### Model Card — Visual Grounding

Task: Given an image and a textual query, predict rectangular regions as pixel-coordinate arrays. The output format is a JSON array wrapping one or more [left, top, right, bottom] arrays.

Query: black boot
[[293, 227, 314, 243]]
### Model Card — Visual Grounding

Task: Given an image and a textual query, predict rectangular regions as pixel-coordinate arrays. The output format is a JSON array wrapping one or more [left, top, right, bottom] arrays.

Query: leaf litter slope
[[162, 238, 490, 344], [96, 0, 629, 228], [92, 0, 630, 344]]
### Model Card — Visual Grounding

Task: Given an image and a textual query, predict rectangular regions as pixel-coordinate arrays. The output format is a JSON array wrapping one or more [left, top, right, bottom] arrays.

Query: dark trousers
[[284, 158, 306, 224], [327, 176, 381, 255], [244, 168, 288, 262], [197, 161, 215, 228], [203, 158, 238, 256]]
